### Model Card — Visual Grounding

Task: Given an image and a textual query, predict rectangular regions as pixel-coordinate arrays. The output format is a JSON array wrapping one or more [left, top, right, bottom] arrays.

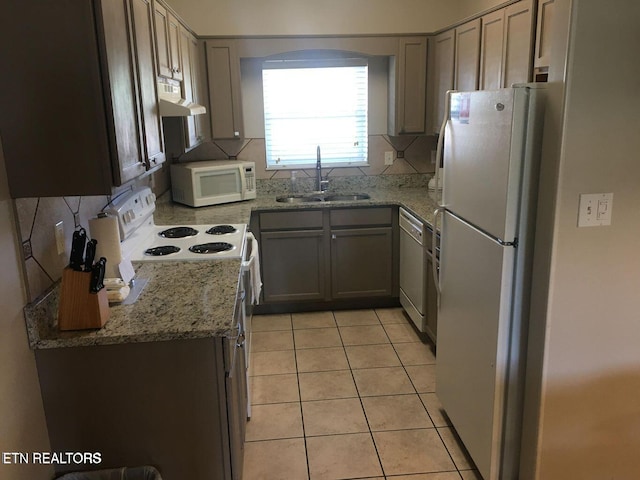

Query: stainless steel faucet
[[316, 145, 329, 192]]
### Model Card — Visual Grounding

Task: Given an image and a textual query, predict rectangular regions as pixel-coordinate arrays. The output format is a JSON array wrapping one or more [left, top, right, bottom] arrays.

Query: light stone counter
[[155, 175, 441, 229], [24, 260, 241, 349], [24, 174, 440, 349]]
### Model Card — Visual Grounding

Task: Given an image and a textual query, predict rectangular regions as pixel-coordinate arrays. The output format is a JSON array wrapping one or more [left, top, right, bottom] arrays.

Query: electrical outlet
[[55, 221, 65, 255], [384, 151, 394, 166]]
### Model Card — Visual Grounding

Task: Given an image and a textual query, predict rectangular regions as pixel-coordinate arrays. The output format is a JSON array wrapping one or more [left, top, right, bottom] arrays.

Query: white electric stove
[[102, 186, 255, 419], [104, 187, 247, 263]]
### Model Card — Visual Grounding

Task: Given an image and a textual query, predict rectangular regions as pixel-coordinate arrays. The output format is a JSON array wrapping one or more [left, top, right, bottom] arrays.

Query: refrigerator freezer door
[[443, 88, 529, 241], [436, 212, 516, 480]]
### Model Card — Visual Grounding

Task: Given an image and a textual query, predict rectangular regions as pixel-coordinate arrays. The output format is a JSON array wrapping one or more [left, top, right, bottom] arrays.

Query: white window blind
[[263, 58, 368, 169]]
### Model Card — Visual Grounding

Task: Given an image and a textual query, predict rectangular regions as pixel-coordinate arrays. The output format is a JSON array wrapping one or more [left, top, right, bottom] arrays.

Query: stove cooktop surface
[[126, 223, 247, 262]]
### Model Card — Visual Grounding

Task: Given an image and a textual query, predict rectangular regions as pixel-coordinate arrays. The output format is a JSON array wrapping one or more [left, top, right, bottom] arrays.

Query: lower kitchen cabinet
[[35, 337, 245, 480], [261, 229, 327, 302], [253, 206, 398, 310], [331, 227, 393, 298]]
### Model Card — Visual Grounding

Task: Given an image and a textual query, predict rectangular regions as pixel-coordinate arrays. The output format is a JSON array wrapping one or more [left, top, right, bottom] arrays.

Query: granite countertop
[[154, 178, 441, 229], [25, 260, 242, 349], [24, 175, 440, 350]]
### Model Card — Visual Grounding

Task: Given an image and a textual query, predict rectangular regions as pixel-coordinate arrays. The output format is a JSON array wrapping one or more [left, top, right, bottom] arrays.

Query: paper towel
[[88, 215, 122, 279]]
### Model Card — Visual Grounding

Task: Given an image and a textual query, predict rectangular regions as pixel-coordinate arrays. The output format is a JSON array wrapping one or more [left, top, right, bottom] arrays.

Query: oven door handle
[[241, 255, 254, 272]]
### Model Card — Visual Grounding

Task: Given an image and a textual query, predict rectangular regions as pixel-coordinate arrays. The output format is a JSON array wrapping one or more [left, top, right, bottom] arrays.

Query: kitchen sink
[[275, 193, 371, 203], [275, 194, 324, 203], [323, 194, 371, 201]]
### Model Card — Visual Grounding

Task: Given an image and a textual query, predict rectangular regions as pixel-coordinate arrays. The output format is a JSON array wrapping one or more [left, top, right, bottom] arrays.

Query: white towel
[[244, 232, 262, 304]]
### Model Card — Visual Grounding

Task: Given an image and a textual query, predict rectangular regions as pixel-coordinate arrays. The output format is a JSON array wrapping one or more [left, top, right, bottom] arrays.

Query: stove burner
[[206, 225, 238, 235], [145, 246, 181, 256], [158, 227, 199, 239], [188, 242, 234, 254]]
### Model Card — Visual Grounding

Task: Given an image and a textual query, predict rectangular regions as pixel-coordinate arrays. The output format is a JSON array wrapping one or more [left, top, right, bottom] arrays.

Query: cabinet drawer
[[260, 210, 323, 230], [330, 208, 392, 227]]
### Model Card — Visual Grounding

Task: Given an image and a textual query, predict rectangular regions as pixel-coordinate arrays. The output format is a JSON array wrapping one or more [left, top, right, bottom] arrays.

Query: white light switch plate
[[578, 193, 613, 227], [384, 151, 394, 166]]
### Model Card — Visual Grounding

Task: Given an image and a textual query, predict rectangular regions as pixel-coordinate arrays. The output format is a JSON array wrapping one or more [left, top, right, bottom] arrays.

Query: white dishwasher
[[399, 207, 427, 332]]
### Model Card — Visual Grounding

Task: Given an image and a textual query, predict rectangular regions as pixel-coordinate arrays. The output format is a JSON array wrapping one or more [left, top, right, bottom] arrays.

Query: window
[[262, 58, 368, 170]]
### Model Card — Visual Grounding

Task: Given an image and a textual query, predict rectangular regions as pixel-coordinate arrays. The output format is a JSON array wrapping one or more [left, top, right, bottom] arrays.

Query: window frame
[[262, 56, 369, 171]]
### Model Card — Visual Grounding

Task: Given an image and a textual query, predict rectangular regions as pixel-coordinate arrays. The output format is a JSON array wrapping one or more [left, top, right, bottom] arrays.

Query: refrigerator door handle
[[432, 206, 445, 297], [448, 210, 517, 248], [433, 90, 456, 192]]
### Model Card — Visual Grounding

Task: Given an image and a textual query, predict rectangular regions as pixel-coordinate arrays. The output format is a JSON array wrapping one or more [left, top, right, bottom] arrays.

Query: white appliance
[[399, 207, 427, 330], [433, 85, 545, 480], [171, 160, 257, 207], [157, 82, 206, 117], [106, 187, 258, 419]]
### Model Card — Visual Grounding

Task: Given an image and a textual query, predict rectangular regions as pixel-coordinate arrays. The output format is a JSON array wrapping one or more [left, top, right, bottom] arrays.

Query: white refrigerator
[[434, 85, 545, 480]]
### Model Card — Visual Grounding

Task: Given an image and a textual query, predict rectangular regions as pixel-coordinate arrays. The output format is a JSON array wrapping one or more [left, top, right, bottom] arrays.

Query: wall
[[526, 0, 640, 478], [0, 139, 52, 480], [165, 0, 469, 36]]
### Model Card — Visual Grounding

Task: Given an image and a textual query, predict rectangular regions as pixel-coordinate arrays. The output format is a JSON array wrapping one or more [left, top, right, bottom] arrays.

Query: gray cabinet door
[[454, 18, 481, 91], [206, 39, 244, 140], [261, 230, 327, 302], [389, 36, 427, 135], [331, 227, 393, 299], [427, 29, 455, 134], [129, 0, 165, 171], [225, 328, 247, 480]]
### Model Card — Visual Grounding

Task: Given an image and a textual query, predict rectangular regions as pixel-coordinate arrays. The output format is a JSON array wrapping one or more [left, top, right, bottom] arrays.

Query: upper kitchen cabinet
[[206, 40, 245, 140], [426, 30, 456, 134], [181, 29, 208, 149], [479, 0, 535, 89], [163, 25, 208, 155], [129, 0, 165, 174], [533, 0, 557, 81], [388, 36, 428, 136], [0, 0, 164, 197], [454, 19, 481, 92], [153, 1, 183, 81], [479, 10, 505, 90]]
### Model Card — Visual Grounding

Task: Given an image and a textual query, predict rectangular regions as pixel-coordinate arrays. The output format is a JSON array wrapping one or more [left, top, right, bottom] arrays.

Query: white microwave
[[170, 160, 257, 207]]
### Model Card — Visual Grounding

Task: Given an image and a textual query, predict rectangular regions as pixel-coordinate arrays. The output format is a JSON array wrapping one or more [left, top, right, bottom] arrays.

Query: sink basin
[[275, 195, 324, 203], [323, 193, 371, 201], [275, 193, 371, 203]]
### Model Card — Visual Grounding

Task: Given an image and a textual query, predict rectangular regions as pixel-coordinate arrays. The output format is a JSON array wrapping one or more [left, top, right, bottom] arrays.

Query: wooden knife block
[[58, 267, 110, 331]]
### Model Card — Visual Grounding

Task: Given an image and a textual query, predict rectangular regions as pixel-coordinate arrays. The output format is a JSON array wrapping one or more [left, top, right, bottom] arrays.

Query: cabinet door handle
[[331, 234, 336, 240]]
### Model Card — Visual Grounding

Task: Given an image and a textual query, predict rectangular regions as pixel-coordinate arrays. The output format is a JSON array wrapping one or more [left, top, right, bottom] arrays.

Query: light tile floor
[[244, 307, 483, 480]]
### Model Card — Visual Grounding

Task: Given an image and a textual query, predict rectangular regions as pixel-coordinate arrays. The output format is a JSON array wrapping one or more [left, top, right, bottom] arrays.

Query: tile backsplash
[[177, 134, 437, 179], [15, 134, 434, 303], [14, 169, 168, 303]]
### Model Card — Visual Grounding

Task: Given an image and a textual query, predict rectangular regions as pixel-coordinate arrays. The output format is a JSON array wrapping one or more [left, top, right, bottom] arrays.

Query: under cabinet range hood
[[157, 82, 206, 116]]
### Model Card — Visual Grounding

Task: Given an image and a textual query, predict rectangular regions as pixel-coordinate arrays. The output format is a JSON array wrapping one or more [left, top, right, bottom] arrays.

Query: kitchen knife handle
[[89, 257, 107, 293], [69, 227, 87, 271], [84, 239, 98, 272]]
